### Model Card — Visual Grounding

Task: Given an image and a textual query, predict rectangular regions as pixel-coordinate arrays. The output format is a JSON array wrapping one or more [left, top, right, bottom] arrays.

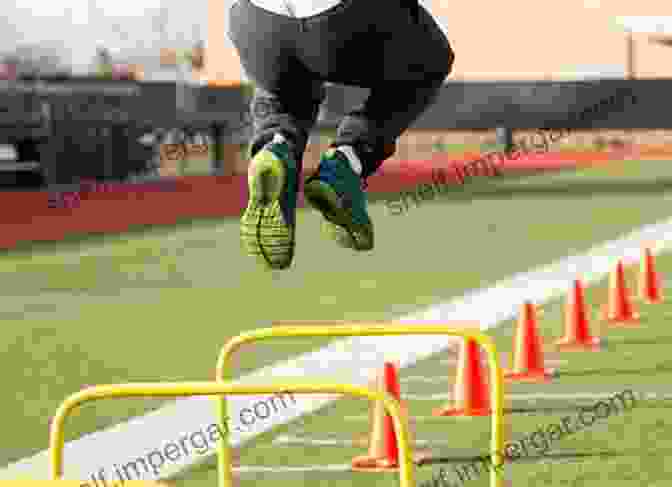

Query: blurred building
[[3, 2, 671, 84], [204, 0, 672, 84], [206, 0, 244, 85], [105, 44, 206, 84], [0, 43, 72, 79]]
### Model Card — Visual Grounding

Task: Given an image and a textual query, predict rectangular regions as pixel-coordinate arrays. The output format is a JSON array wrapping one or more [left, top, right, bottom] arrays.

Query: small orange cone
[[639, 247, 663, 304], [602, 260, 640, 326], [555, 279, 603, 351], [351, 362, 405, 472], [433, 338, 491, 416], [505, 301, 558, 382], [353, 371, 386, 449], [353, 372, 387, 455]]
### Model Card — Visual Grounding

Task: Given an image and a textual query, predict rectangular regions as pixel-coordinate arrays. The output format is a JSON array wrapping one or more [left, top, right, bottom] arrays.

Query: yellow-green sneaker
[[303, 147, 373, 251], [240, 134, 299, 269]]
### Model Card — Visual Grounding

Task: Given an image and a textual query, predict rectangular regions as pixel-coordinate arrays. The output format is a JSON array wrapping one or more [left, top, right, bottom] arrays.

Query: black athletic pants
[[228, 0, 454, 178]]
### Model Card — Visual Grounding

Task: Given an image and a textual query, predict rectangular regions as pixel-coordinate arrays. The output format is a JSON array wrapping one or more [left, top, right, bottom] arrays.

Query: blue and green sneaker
[[303, 147, 374, 251], [240, 134, 298, 269]]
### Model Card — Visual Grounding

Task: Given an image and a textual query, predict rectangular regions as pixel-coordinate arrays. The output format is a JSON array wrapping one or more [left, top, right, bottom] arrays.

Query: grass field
[[2, 158, 672, 486], [173, 250, 672, 487], [166, 235, 672, 487]]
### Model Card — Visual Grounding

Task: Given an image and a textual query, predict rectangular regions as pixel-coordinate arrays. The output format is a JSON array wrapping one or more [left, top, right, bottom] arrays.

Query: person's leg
[[229, 0, 325, 269], [332, 4, 454, 177], [301, 2, 454, 250]]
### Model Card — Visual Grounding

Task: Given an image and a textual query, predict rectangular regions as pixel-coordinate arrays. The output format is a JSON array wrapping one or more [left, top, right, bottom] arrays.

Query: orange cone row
[[351, 245, 663, 474]]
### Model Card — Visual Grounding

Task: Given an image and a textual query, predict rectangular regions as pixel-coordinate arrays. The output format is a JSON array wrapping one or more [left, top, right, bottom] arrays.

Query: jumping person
[[231, 0, 454, 269]]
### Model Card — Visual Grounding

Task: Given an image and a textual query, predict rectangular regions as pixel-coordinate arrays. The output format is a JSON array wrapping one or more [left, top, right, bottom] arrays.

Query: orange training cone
[[433, 338, 490, 416], [352, 372, 387, 459], [555, 279, 603, 351], [352, 362, 403, 472], [639, 247, 663, 304], [382, 361, 401, 466], [353, 371, 385, 449], [505, 301, 558, 382], [602, 260, 640, 326]]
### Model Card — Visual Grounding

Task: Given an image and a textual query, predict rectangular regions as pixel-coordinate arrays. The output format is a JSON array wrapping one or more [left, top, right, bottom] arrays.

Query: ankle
[[334, 145, 363, 176], [250, 131, 295, 159], [271, 133, 288, 145]]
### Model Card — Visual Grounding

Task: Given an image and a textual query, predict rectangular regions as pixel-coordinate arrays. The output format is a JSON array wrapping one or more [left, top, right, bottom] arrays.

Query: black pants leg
[[227, 0, 454, 177], [228, 1, 326, 172]]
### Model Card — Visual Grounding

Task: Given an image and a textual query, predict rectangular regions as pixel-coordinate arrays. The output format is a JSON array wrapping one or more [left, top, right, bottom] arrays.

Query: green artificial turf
[[175, 246, 672, 487], [2, 158, 672, 483]]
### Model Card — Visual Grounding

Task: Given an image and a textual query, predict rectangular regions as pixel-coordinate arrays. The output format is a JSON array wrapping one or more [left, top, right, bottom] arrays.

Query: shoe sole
[[240, 150, 295, 269], [303, 180, 373, 251]]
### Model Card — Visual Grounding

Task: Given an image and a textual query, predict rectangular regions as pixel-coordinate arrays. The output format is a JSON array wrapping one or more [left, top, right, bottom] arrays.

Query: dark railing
[[0, 78, 670, 186]]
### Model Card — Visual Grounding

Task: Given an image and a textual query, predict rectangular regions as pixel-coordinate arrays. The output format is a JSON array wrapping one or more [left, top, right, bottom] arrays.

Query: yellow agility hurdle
[[215, 323, 506, 487], [1, 483, 157, 487], [49, 381, 414, 487]]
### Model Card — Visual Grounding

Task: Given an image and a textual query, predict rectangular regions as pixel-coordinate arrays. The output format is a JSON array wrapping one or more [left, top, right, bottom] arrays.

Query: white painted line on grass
[[406, 360, 568, 381], [342, 415, 482, 421], [402, 391, 672, 401], [234, 464, 352, 473], [272, 435, 454, 447], [2, 216, 672, 481], [402, 376, 450, 383], [437, 359, 567, 366], [401, 391, 672, 401]]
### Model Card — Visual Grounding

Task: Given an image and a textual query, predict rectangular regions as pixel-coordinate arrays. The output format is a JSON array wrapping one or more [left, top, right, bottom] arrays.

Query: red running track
[[0, 151, 621, 250]]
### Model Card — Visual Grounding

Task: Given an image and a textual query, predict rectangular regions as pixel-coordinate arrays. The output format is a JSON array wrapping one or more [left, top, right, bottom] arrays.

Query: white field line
[[338, 391, 672, 413], [402, 376, 453, 384], [234, 464, 352, 473], [2, 217, 671, 481], [401, 391, 672, 401], [231, 460, 565, 474], [437, 359, 567, 366], [272, 435, 454, 447], [275, 388, 670, 443], [409, 359, 568, 379]]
